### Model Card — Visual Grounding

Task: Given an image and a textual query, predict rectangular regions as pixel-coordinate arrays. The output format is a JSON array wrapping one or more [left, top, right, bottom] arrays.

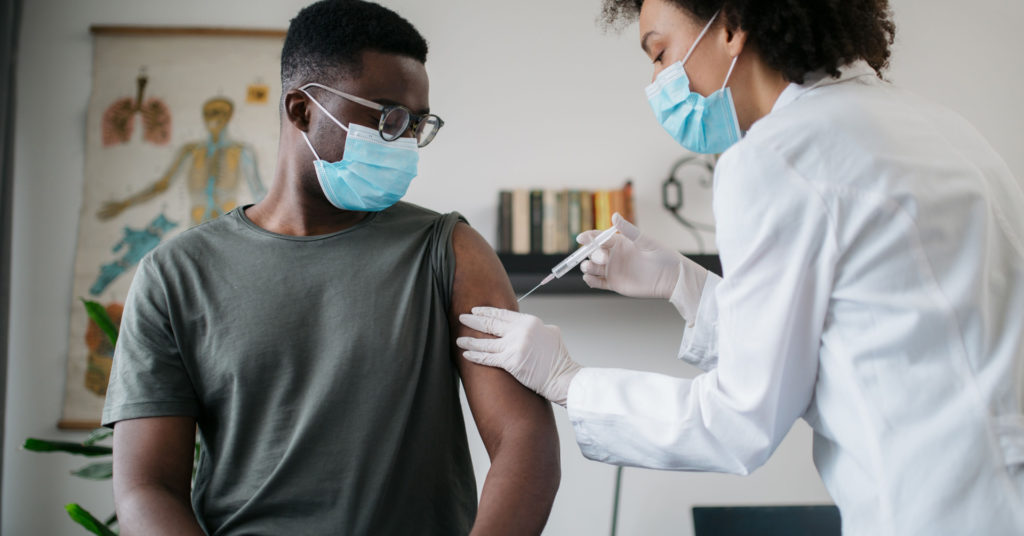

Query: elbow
[[723, 426, 778, 475], [489, 416, 562, 493], [731, 442, 773, 476]]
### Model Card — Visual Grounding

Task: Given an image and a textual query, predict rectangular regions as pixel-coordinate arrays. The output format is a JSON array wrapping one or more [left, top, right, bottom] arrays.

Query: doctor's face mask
[[645, 10, 742, 154], [299, 87, 419, 212]]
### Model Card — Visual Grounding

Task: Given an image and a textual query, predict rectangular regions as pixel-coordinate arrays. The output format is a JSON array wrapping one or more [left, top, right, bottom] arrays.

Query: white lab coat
[[567, 62, 1024, 535]]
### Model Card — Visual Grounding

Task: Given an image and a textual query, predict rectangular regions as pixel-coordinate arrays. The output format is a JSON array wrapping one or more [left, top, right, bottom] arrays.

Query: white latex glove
[[581, 214, 709, 323], [456, 307, 582, 406]]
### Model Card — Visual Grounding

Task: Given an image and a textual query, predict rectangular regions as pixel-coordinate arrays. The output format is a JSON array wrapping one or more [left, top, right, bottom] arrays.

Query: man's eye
[[653, 51, 664, 64]]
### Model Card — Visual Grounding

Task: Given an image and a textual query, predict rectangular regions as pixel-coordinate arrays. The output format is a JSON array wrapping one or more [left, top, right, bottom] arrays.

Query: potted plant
[[22, 299, 120, 535]]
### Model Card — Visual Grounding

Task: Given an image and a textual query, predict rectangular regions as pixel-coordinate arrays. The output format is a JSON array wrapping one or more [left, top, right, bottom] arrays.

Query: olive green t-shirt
[[102, 202, 476, 535]]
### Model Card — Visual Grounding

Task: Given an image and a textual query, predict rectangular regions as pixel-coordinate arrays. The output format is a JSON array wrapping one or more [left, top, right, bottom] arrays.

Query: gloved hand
[[457, 307, 582, 406], [581, 214, 709, 323]]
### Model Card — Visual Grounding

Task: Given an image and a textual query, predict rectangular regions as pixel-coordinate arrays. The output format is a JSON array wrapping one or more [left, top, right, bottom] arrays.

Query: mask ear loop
[[721, 55, 739, 90], [300, 88, 349, 132], [681, 10, 721, 66], [298, 88, 351, 161], [300, 130, 321, 161]]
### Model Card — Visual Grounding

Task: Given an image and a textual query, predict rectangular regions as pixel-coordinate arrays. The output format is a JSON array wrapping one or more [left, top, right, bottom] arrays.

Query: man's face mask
[[645, 10, 742, 155], [299, 85, 419, 212]]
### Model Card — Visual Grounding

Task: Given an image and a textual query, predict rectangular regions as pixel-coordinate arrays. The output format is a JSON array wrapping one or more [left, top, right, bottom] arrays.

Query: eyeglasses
[[300, 83, 444, 148]]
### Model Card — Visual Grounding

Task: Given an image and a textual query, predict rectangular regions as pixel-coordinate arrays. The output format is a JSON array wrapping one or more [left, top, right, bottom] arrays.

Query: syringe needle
[[516, 282, 544, 302], [516, 274, 555, 302]]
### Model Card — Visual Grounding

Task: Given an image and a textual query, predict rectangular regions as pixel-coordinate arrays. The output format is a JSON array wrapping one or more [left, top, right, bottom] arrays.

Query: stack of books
[[496, 181, 635, 254]]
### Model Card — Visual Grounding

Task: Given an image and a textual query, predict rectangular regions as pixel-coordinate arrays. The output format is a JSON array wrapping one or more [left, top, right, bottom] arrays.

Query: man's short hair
[[281, 0, 429, 90]]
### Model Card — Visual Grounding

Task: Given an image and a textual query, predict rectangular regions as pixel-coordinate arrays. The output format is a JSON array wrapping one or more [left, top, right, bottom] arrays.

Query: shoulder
[[713, 137, 833, 248], [377, 201, 467, 234], [144, 211, 239, 269], [747, 80, 880, 151], [382, 200, 445, 221]]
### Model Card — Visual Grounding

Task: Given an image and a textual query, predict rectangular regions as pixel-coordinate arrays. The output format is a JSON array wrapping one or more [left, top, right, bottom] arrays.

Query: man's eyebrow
[[641, 30, 658, 54], [376, 98, 430, 115]]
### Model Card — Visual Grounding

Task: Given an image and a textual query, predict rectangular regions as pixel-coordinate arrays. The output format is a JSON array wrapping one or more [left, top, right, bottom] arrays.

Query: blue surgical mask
[[300, 89, 419, 212], [645, 10, 742, 154]]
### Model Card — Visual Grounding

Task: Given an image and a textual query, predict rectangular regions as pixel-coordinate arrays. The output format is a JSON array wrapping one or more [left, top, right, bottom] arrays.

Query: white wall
[[5, 1, 1022, 535]]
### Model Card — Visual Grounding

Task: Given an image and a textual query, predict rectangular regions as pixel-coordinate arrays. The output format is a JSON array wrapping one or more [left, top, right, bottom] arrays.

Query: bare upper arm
[[449, 222, 555, 452], [112, 416, 197, 500]]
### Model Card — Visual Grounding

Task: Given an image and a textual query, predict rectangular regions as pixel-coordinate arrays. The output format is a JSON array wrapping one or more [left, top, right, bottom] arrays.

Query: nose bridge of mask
[[345, 122, 419, 153], [344, 126, 420, 175]]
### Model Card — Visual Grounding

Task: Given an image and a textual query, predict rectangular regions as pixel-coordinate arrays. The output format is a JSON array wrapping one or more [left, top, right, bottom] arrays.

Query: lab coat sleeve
[[672, 272, 722, 372], [567, 141, 835, 474]]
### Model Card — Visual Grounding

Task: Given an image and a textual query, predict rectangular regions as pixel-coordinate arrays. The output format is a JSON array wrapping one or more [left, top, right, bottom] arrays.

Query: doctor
[[457, 0, 1024, 534]]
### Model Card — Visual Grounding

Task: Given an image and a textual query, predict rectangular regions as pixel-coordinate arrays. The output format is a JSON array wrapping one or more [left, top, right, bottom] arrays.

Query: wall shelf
[[498, 253, 722, 296]]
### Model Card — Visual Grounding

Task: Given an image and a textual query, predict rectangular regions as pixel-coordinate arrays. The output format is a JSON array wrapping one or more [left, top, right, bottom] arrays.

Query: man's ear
[[284, 89, 312, 132]]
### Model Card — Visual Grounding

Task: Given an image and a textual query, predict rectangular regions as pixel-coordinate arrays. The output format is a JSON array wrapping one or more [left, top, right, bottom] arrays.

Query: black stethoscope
[[661, 155, 717, 252]]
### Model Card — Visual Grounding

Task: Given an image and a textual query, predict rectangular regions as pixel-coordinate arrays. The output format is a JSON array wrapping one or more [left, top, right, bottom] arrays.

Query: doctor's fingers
[[588, 245, 613, 266], [580, 259, 607, 277], [582, 273, 611, 290], [462, 350, 516, 370], [455, 336, 506, 354], [459, 307, 529, 336], [576, 229, 603, 246], [612, 214, 668, 253], [459, 313, 512, 337], [611, 213, 642, 242]]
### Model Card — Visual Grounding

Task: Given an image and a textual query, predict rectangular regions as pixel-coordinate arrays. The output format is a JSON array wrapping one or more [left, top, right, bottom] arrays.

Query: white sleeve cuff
[[668, 256, 708, 324], [677, 273, 721, 371]]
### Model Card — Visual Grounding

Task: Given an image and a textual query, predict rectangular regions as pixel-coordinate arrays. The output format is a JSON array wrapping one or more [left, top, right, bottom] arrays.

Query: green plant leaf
[[65, 503, 118, 536], [72, 461, 113, 480], [23, 438, 112, 457], [83, 428, 114, 446], [81, 298, 118, 347]]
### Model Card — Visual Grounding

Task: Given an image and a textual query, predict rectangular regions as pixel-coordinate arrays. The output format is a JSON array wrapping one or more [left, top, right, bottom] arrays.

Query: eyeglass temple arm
[[300, 83, 383, 111]]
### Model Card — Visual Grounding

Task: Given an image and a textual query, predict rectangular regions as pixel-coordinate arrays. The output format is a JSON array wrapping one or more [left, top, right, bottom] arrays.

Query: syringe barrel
[[550, 226, 619, 278], [552, 247, 591, 278]]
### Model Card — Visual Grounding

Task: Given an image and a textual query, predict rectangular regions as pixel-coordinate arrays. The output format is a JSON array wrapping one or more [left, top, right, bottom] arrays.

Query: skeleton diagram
[[98, 96, 266, 225]]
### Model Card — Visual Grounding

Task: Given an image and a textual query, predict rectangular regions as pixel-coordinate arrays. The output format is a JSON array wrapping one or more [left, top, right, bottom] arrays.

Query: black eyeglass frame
[[301, 82, 445, 147]]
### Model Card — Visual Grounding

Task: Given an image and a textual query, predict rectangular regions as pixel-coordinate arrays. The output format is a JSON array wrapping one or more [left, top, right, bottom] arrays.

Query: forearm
[[115, 483, 205, 536], [472, 419, 560, 536]]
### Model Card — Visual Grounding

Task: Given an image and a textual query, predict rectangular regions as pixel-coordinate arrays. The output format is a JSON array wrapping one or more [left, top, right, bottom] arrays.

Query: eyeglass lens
[[379, 107, 441, 147], [414, 116, 441, 147], [379, 107, 409, 142]]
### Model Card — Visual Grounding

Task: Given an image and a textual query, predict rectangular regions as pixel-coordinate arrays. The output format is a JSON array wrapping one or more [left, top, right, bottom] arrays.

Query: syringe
[[517, 225, 620, 302]]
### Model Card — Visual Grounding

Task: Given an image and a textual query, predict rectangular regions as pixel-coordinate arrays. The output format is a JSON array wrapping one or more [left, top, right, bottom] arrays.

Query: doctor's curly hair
[[600, 0, 895, 84]]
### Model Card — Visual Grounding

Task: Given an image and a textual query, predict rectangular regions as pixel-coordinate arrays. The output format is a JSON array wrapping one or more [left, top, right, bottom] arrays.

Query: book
[[530, 190, 544, 254], [498, 190, 512, 252], [511, 189, 531, 254], [542, 189, 558, 254], [502, 180, 635, 253], [609, 188, 623, 225], [567, 190, 582, 248], [594, 190, 612, 230], [556, 190, 570, 253], [580, 190, 594, 234], [622, 179, 635, 223]]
